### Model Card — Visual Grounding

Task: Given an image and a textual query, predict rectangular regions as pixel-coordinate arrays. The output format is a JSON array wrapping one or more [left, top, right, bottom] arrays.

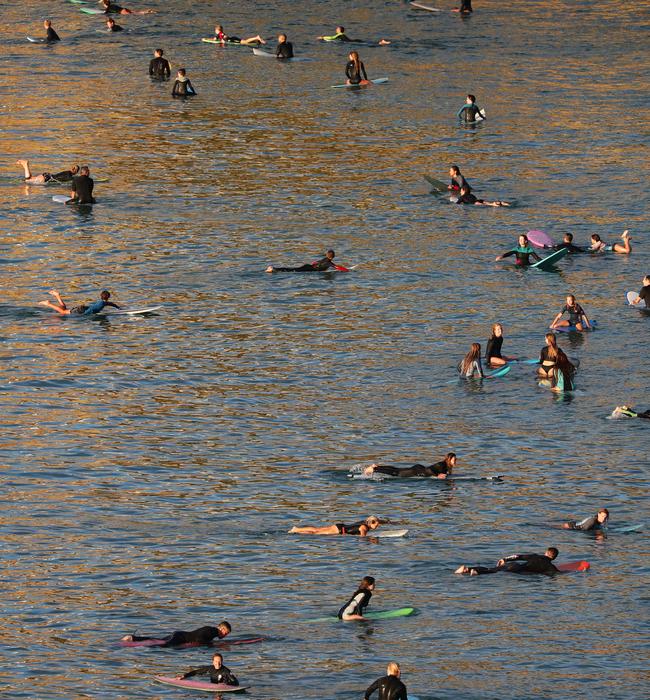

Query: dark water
[[1, 1, 649, 698]]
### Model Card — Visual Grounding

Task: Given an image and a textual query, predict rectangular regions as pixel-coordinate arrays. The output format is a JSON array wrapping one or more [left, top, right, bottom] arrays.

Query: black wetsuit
[[500, 246, 541, 266], [46, 169, 75, 183], [105, 3, 125, 13], [108, 23, 124, 32], [373, 460, 451, 478], [456, 192, 482, 204], [638, 284, 650, 308], [450, 173, 470, 192], [364, 675, 408, 700], [335, 519, 368, 535], [181, 664, 238, 686], [276, 41, 294, 59], [459, 0, 473, 12], [274, 256, 337, 272], [554, 241, 586, 254], [560, 303, 585, 326], [172, 78, 196, 97], [471, 553, 559, 576], [338, 587, 372, 618], [46, 27, 61, 42], [69, 174, 95, 204], [149, 56, 171, 79], [457, 103, 482, 122], [345, 60, 368, 84], [131, 625, 227, 647], [485, 336, 503, 363], [565, 515, 606, 531]]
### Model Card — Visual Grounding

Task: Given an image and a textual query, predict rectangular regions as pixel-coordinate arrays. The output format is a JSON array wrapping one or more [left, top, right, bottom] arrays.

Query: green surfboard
[[532, 246, 569, 271], [307, 607, 414, 623], [423, 174, 448, 192]]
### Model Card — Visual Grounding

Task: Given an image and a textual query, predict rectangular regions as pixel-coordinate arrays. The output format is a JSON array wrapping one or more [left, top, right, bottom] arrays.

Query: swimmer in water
[[67, 165, 95, 204], [485, 323, 516, 367], [457, 94, 483, 122], [39, 289, 120, 316], [456, 185, 511, 207], [289, 516, 381, 536], [345, 51, 368, 85], [590, 230, 631, 254], [16, 159, 78, 185], [448, 165, 471, 192], [495, 234, 541, 266], [364, 662, 408, 700], [549, 294, 592, 331], [149, 48, 171, 79], [610, 405, 650, 420], [629, 275, 650, 308], [453, 0, 473, 13], [100, 0, 155, 14], [455, 547, 560, 576], [176, 652, 239, 685], [363, 453, 456, 479], [209, 24, 266, 45], [458, 342, 484, 378], [172, 68, 196, 97], [317, 26, 390, 45], [338, 575, 375, 620], [121, 621, 231, 647], [266, 249, 348, 273], [106, 18, 124, 32], [563, 508, 609, 531], [553, 233, 586, 254], [43, 19, 60, 42], [275, 33, 294, 59]]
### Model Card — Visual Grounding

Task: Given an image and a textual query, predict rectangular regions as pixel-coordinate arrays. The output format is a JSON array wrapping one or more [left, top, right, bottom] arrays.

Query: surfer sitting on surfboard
[[495, 234, 541, 266], [590, 231, 632, 255], [121, 621, 231, 647], [289, 516, 381, 536], [209, 25, 266, 45], [629, 275, 650, 307], [485, 324, 516, 367], [275, 34, 293, 59], [43, 20, 60, 42], [610, 405, 650, 420], [317, 26, 391, 45], [364, 662, 408, 700], [455, 547, 560, 576], [457, 94, 483, 122], [16, 159, 78, 185], [39, 289, 120, 316], [363, 453, 456, 479], [100, 0, 155, 14], [176, 652, 239, 685], [67, 166, 95, 204], [345, 51, 368, 85], [456, 185, 511, 207], [550, 294, 592, 332], [563, 508, 609, 531], [266, 249, 348, 273], [548, 348, 576, 393], [339, 575, 375, 620], [458, 343, 484, 378], [537, 332, 560, 378]]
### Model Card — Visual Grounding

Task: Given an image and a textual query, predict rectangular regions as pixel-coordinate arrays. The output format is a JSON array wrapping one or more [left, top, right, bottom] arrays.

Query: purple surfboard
[[155, 676, 249, 692], [527, 230, 554, 249]]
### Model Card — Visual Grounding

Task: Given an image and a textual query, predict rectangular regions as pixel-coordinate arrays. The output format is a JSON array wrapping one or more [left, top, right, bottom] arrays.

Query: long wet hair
[[545, 332, 557, 350], [460, 342, 481, 374], [359, 575, 375, 590], [551, 348, 576, 389], [349, 50, 361, 74]]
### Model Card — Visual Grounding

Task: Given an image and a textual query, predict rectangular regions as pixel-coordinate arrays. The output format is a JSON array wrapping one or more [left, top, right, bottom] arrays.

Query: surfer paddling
[[611, 405, 650, 420], [362, 453, 456, 479], [317, 26, 390, 45], [289, 516, 381, 536], [590, 231, 632, 254], [39, 289, 120, 316], [563, 508, 609, 531], [100, 0, 155, 14], [176, 652, 239, 685], [455, 547, 560, 576], [266, 249, 348, 272], [339, 575, 375, 620], [364, 662, 408, 700], [122, 621, 231, 647], [456, 185, 511, 206]]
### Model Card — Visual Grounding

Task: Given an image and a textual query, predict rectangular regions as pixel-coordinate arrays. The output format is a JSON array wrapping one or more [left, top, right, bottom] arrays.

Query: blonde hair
[[387, 662, 400, 676]]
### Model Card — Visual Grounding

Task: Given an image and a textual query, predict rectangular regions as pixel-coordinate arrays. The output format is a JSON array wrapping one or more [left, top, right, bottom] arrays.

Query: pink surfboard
[[527, 230, 554, 249], [154, 676, 249, 692], [556, 560, 590, 572]]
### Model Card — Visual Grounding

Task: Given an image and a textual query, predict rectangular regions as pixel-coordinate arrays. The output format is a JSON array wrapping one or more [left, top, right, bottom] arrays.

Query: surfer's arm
[[105, 301, 121, 309], [364, 678, 381, 699], [531, 250, 542, 261], [549, 312, 563, 327], [180, 665, 210, 679], [457, 105, 469, 118], [495, 249, 515, 261]]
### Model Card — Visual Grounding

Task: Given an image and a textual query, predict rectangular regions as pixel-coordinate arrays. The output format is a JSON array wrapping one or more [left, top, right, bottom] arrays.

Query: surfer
[[590, 231, 632, 254], [16, 159, 78, 185], [495, 234, 541, 266], [106, 18, 124, 32], [549, 294, 591, 331], [458, 342, 484, 378], [38, 289, 120, 316], [455, 185, 510, 207], [448, 165, 471, 192], [266, 249, 347, 273], [345, 51, 368, 85], [364, 662, 408, 700], [289, 516, 381, 536], [453, 0, 473, 13], [457, 94, 483, 122], [629, 275, 650, 307], [455, 547, 560, 576], [172, 69, 196, 97], [611, 405, 650, 420], [121, 621, 231, 647], [176, 652, 239, 685], [485, 323, 516, 367], [362, 453, 456, 479], [548, 348, 576, 393], [554, 233, 586, 253], [43, 20, 60, 42], [537, 332, 559, 378], [67, 166, 95, 204], [209, 24, 266, 45], [563, 508, 609, 531], [317, 26, 390, 45], [275, 33, 294, 59], [339, 575, 375, 620], [100, 0, 155, 14], [149, 48, 171, 79]]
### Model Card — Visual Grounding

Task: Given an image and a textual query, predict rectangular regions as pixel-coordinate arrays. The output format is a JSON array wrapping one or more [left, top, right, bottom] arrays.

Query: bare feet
[[363, 463, 378, 476], [38, 300, 50, 307], [288, 526, 298, 533], [455, 565, 469, 574], [16, 158, 28, 165], [121, 634, 133, 642], [265, 266, 274, 273], [622, 230, 630, 239], [378, 39, 391, 45]]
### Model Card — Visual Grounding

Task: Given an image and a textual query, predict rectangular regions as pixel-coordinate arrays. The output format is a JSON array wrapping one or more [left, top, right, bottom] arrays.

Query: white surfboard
[[374, 529, 408, 538], [627, 291, 640, 305], [98, 306, 162, 316], [27, 36, 47, 43], [52, 195, 72, 203], [410, 1, 442, 11]]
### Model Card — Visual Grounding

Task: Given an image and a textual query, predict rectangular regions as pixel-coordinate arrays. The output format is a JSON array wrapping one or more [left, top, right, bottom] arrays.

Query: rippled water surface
[[1, 1, 649, 698]]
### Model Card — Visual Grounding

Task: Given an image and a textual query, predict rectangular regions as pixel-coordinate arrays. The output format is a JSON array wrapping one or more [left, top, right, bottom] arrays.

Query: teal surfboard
[[532, 246, 569, 271], [308, 607, 414, 623], [80, 7, 105, 14]]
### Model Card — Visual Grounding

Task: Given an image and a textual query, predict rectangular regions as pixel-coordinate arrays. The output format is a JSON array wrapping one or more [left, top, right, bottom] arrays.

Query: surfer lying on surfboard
[[456, 185, 511, 206], [289, 516, 382, 536], [39, 289, 121, 316], [496, 234, 541, 265], [176, 652, 239, 686], [610, 405, 650, 420], [550, 294, 592, 332], [455, 547, 561, 575], [121, 621, 231, 647], [563, 508, 609, 531], [590, 231, 632, 255], [266, 249, 349, 272], [317, 26, 391, 45], [365, 662, 408, 700], [339, 575, 375, 620], [16, 159, 78, 185], [363, 453, 456, 478], [100, 0, 155, 14], [207, 24, 266, 45]]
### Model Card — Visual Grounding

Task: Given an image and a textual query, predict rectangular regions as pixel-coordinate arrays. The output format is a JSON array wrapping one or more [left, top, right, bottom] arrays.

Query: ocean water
[[0, 1, 648, 698]]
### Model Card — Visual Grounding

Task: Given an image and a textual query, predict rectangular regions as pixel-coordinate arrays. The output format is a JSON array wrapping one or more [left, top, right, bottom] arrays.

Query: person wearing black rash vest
[[106, 18, 124, 32], [16, 159, 79, 185], [457, 94, 483, 122], [345, 50, 368, 85], [454, 0, 473, 13], [563, 508, 609, 531], [149, 49, 171, 79], [172, 68, 196, 97], [177, 653, 238, 685], [364, 662, 408, 700], [553, 233, 586, 254], [363, 453, 456, 479], [266, 249, 348, 273], [101, 0, 155, 14], [629, 275, 650, 308], [496, 234, 541, 266], [121, 621, 231, 647], [456, 185, 510, 207], [275, 34, 294, 58], [67, 166, 95, 204], [338, 576, 375, 620], [44, 20, 60, 42], [448, 165, 470, 193], [455, 547, 560, 576], [485, 323, 516, 367], [289, 516, 381, 536]]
